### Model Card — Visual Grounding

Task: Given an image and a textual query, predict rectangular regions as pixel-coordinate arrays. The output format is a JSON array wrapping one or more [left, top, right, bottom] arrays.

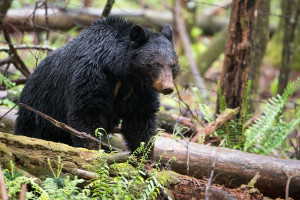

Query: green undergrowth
[[1, 131, 177, 200], [199, 77, 300, 155]]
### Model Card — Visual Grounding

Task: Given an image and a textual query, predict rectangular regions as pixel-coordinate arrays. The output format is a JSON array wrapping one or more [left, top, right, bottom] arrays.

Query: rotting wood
[[190, 108, 239, 143], [153, 136, 300, 199], [217, 0, 261, 117]]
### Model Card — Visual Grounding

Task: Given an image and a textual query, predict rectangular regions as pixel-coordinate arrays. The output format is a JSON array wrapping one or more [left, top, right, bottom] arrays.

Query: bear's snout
[[153, 67, 174, 95]]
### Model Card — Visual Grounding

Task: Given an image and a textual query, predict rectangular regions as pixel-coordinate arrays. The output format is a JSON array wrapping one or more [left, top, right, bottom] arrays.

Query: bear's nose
[[162, 87, 174, 95]]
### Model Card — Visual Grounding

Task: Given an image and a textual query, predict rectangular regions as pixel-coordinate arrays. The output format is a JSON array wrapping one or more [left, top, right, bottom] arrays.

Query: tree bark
[[217, 0, 261, 117], [248, 0, 270, 95], [0, 0, 12, 17], [277, 0, 300, 94], [101, 0, 115, 17]]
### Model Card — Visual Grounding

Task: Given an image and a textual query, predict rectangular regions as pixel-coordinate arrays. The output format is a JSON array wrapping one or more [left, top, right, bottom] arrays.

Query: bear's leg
[[121, 113, 157, 155]]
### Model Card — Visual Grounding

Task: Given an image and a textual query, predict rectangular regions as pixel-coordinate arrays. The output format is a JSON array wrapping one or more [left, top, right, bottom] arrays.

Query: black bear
[[15, 17, 179, 152]]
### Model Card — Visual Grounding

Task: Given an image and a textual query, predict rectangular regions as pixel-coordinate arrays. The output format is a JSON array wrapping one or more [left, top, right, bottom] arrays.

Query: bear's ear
[[130, 25, 147, 46], [161, 25, 173, 42]]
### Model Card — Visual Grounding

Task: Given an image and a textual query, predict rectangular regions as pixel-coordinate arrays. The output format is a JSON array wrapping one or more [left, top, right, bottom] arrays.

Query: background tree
[[217, 0, 261, 118], [278, 0, 300, 94]]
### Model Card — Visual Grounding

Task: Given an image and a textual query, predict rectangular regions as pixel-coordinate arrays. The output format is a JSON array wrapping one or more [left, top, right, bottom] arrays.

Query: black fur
[[15, 17, 179, 152]]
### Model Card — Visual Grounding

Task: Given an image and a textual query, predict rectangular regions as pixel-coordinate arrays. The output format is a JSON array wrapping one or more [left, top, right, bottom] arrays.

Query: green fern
[[199, 104, 214, 123], [244, 77, 300, 154], [217, 81, 227, 113]]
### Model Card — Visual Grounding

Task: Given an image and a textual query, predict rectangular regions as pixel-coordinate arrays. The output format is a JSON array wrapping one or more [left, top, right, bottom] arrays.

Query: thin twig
[[191, 107, 240, 143], [0, 45, 54, 52], [0, 104, 17, 121], [18, 103, 120, 152], [0, 21, 31, 77], [175, 84, 197, 120], [44, 0, 50, 47], [205, 139, 225, 200], [0, 165, 9, 200]]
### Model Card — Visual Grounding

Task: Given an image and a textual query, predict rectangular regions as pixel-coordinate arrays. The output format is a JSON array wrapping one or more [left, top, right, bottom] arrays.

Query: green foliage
[[89, 134, 169, 200], [244, 77, 300, 154], [217, 81, 227, 113], [2, 158, 91, 200], [0, 72, 21, 107], [216, 81, 252, 149], [0, 72, 15, 88], [199, 103, 214, 123]]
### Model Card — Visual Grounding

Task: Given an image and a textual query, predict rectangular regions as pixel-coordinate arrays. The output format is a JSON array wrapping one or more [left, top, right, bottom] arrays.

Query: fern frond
[[217, 81, 227, 113], [244, 77, 300, 153], [199, 104, 214, 123]]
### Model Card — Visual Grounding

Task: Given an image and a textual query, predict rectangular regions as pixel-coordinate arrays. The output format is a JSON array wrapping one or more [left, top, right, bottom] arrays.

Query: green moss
[[155, 170, 180, 188], [109, 163, 136, 177]]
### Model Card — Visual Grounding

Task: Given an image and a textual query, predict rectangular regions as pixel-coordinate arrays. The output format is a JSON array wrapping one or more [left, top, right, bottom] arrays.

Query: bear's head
[[129, 25, 180, 95]]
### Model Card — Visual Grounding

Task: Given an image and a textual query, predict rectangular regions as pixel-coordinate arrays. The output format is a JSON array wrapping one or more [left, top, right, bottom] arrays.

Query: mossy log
[[0, 131, 240, 200], [1, 107, 300, 198]]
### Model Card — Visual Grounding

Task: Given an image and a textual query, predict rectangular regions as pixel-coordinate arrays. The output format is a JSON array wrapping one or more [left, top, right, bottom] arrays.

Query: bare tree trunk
[[217, 0, 261, 117], [0, 0, 12, 17], [248, 0, 270, 113], [174, 0, 209, 103], [277, 0, 300, 94], [101, 0, 115, 18], [248, 0, 270, 93]]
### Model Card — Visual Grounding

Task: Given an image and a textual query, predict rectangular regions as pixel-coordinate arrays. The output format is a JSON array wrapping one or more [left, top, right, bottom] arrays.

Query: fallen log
[[0, 131, 244, 200], [1, 107, 300, 198], [153, 137, 300, 199], [4, 7, 228, 35]]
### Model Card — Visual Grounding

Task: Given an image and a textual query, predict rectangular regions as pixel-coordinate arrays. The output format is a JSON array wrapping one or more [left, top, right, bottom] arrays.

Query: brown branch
[[0, 165, 8, 200], [19, 183, 27, 200], [0, 104, 17, 121], [0, 56, 13, 66], [0, 22, 31, 77], [18, 103, 120, 152], [11, 77, 27, 85], [191, 107, 240, 143], [175, 84, 197, 120], [102, 0, 115, 17], [72, 168, 99, 179], [243, 112, 263, 129], [0, 45, 54, 52]]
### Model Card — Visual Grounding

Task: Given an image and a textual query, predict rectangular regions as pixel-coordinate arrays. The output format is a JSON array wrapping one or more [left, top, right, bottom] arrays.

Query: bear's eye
[[154, 63, 163, 68]]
